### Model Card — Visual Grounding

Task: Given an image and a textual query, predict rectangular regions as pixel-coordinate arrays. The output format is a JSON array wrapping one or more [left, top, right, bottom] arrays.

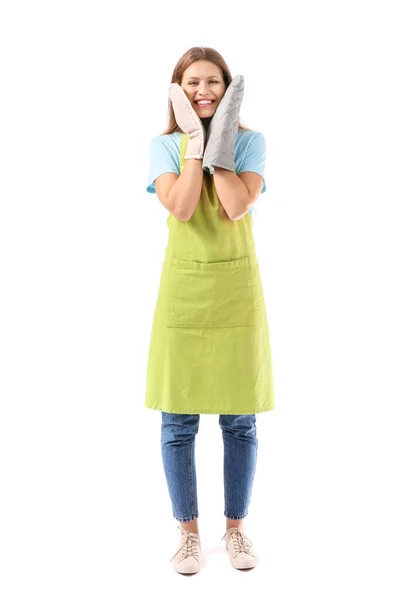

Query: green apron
[[145, 133, 275, 414]]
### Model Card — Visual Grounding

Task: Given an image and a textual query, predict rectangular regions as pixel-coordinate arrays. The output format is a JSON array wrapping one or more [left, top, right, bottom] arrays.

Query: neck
[[201, 117, 213, 134]]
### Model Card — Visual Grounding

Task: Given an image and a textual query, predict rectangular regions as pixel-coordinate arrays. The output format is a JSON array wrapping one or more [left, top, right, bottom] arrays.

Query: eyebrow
[[185, 75, 221, 80]]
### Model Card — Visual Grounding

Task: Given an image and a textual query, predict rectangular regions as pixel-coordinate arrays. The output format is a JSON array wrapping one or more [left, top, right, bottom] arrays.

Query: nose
[[197, 82, 212, 95]]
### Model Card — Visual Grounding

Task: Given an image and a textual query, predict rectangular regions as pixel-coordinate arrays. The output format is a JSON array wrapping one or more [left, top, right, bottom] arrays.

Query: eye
[[188, 80, 219, 85]]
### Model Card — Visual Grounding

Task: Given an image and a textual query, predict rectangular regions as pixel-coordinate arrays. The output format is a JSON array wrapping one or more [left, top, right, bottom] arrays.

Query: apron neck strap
[[179, 133, 188, 171]]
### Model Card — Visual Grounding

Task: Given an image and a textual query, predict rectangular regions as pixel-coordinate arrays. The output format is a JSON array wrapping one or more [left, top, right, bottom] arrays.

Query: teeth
[[197, 101, 212, 105]]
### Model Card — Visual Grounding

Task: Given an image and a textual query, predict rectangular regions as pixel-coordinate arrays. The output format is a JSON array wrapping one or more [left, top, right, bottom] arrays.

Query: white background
[[1, 0, 399, 597]]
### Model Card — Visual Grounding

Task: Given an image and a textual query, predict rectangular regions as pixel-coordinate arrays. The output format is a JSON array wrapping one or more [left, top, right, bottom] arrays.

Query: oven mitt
[[202, 74, 245, 174], [169, 83, 206, 159]]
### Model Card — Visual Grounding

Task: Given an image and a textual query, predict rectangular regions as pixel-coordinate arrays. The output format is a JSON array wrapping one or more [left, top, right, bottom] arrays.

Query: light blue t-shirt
[[146, 129, 266, 217]]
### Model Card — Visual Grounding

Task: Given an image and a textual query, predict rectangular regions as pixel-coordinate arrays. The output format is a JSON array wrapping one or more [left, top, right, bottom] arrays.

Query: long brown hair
[[162, 47, 251, 221]]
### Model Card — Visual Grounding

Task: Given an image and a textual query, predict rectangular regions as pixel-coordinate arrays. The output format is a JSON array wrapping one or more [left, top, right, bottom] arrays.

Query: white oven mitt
[[169, 83, 206, 159], [202, 74, 244, 174]]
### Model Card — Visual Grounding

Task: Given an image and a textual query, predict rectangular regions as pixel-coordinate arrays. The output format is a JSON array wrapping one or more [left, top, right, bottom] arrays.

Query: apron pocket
[[167, 256, 254, 328]]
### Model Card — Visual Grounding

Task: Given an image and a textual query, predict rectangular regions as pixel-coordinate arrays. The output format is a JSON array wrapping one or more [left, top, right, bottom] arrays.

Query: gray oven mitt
[[202, 74, 244, 174]]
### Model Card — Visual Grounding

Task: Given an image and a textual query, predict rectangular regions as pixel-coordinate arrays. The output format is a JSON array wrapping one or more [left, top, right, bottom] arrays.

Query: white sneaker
[[170, 525, 202, 574], [222, 527, 259, 569]]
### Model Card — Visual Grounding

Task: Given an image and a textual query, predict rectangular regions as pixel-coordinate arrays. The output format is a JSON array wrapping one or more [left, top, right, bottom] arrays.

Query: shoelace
[[170, 525, 201, 563], [222, 527, 254, 559]]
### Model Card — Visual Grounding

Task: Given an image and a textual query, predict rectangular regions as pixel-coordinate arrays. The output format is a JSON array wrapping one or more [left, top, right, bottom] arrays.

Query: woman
[[145, 46, 275, 574]]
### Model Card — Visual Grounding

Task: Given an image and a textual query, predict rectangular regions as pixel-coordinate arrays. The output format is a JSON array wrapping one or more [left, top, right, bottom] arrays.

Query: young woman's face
[[181, 60, 226, 117]]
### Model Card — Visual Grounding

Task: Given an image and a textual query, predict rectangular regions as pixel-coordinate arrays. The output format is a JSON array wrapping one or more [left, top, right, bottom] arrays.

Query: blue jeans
[[161, 412, 258, 522]]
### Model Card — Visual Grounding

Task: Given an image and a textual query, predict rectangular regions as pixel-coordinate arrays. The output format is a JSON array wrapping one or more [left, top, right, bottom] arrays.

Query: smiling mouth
[[194, 100, 216, 110]]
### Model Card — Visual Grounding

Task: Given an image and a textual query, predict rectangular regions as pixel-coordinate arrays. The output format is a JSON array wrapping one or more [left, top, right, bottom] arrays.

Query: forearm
[[168, 159, 203, 221], [212, 167, 251, 220]]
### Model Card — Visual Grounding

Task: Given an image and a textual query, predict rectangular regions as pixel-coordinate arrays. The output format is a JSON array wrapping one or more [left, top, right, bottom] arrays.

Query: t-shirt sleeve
[[237, 132, 267, 194], [146, 136, 180, 194]]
